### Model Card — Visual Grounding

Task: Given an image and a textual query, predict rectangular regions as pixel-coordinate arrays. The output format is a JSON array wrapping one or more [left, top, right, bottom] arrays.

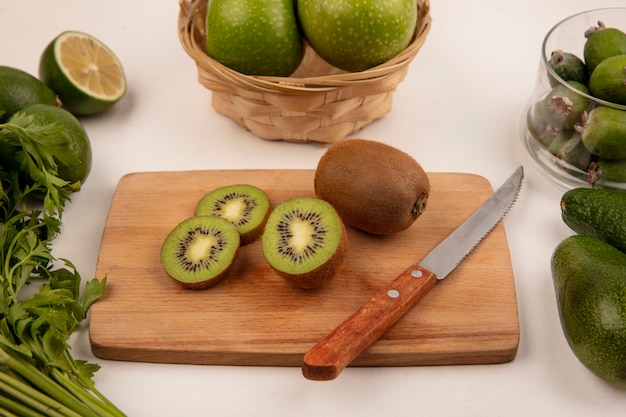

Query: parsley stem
[[0, 393, 47, 417], [1, 217, 48, 302], [51, 369, 126, 417], [0, 348, 94, 417], [0, 374, 73, 417], [0, 397, 30, 417]]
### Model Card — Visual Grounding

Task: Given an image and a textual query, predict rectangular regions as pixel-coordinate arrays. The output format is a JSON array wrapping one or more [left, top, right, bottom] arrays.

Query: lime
[[0, 65, 58, 122], [10, 104, 92, 187], [38, 31, 126, 116]]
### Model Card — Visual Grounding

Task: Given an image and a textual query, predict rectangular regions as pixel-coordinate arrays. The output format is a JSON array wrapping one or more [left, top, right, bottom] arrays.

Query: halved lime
[[39, 31, 126, 116]]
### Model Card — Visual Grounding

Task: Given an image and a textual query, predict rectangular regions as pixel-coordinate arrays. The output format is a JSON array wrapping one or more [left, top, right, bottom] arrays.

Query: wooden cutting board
[[89, 170, 519, 367]]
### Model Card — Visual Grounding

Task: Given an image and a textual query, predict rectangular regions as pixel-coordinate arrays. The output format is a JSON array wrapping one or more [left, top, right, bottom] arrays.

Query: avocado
[[551, 235, 626, 389], [560, 188, 626, 253]]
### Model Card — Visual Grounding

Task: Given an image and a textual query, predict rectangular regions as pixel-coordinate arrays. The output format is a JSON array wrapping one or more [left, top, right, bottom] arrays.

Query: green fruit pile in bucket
[[204, 0, 419, 76]]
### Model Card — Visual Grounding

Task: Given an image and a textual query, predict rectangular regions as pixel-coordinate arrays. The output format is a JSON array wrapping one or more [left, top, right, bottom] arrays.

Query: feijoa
[[548, 130, 575, 154], [540, 82, 591, 130], [588, 54, 626, 105], [549, 131, 592, 172], [548, 49, 589, 86], [527, 101, 564, 147], [589, 160, 626, 188], [583, 22, 626, 73], [578, 106, 626, 159]]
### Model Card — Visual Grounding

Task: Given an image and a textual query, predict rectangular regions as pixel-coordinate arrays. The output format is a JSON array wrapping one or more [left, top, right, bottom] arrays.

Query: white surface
[[2, 0, 626, 415]]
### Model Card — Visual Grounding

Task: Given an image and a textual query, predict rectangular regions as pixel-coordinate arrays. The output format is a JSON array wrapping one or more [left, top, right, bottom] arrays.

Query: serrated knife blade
[[302, 166, 524, 381]]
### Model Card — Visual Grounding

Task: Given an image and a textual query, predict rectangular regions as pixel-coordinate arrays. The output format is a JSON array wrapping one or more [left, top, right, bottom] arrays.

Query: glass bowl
[[518, 8, 626, 191]]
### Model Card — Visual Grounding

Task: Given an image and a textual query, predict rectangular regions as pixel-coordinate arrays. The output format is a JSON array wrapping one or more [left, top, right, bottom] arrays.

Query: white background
[[2, 0, 626, 415]]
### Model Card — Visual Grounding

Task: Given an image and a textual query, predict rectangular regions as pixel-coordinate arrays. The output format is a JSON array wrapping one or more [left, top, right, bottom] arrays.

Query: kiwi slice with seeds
[[261, 197, 348, 289], [160, 216, 240, 289], [196, 184, 270, 245]]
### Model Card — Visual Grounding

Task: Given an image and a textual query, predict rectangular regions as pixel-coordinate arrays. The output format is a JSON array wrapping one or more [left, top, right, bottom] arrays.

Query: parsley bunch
[[0, 115, 125, 416]]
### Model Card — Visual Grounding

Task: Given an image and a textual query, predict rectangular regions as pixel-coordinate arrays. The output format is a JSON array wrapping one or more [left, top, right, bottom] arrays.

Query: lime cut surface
[[39, 31, 126, 116]]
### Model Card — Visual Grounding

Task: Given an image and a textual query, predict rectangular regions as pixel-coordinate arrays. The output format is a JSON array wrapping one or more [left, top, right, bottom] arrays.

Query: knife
[[302, 166, 524, 381]]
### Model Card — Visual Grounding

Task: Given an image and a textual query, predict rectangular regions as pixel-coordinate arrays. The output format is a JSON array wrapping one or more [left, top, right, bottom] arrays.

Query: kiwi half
[[195, 184, 270, 245], [261, 197, 348, 289], [160, 216, 240, 289]]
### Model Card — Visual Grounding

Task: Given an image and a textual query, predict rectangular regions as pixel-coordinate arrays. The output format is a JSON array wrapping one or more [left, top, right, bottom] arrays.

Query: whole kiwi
[[314, 139, 430, 235]]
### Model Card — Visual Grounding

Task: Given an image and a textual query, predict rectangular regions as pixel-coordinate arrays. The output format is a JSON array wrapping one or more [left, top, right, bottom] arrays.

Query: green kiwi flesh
[[196, 184, 270, 245], [261, 197, 348, 289], [160, 216, 240, 289], [314, 139, 430, 235]]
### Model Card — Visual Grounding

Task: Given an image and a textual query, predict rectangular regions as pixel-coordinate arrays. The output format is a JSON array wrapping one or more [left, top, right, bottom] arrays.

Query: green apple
[[205, 0, 304, 76], [297, 0, 418, 72]]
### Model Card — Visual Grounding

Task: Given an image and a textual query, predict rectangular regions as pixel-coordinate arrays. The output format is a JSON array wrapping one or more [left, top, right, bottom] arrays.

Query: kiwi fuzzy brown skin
[[314, 139, 430, 235]]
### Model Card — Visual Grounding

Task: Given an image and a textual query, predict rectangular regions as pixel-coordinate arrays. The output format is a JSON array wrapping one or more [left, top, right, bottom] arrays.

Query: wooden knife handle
[[302, 265, 437, 381]]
